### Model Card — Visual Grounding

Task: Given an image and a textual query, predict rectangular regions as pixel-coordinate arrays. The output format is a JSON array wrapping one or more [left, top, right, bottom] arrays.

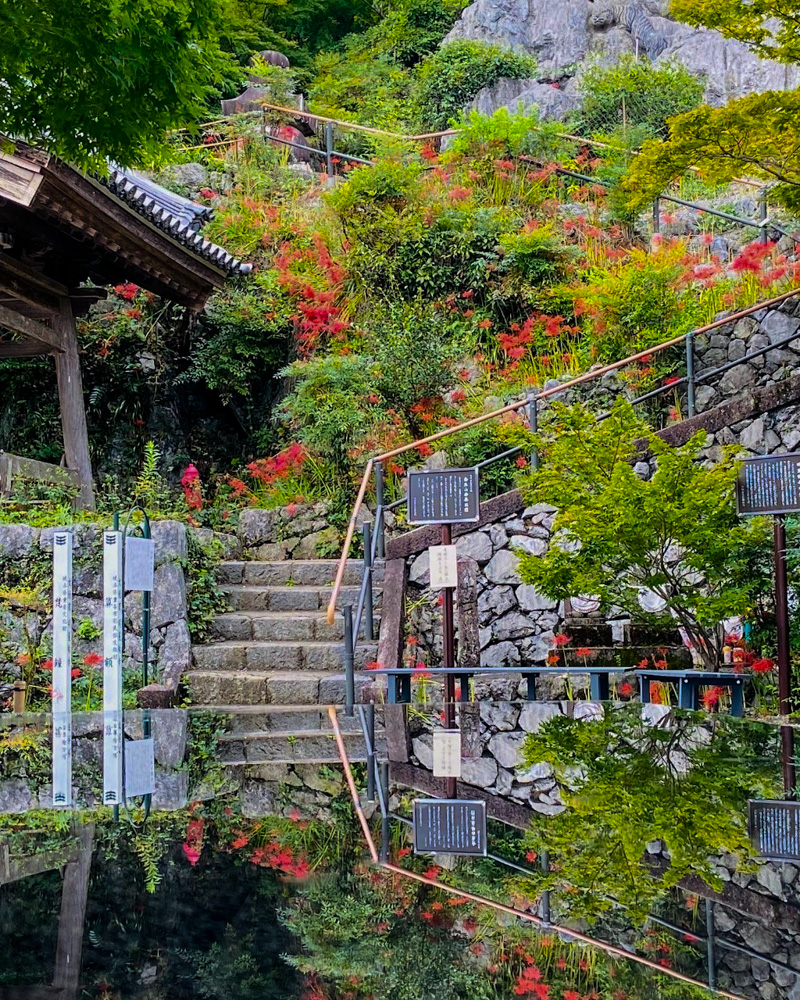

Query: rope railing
[[326, 285, 800, 625]]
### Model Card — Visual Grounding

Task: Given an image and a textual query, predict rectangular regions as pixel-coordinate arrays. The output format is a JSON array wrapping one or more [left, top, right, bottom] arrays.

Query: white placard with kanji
[[52, 530, 73, 807], [429, 544, 458, 590], [103, 530, 124, 805], [433, 729, 462, 778]]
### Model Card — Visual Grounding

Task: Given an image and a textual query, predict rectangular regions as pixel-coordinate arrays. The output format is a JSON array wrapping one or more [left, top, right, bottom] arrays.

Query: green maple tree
[[625, 0, 800, 210]]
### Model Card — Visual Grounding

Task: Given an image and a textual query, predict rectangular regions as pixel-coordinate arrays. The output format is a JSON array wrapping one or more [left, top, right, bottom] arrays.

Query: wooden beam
[[0, 252, 69, 296], [53, 300, 95, 510], [0, 453, 81, 495], [0, 339, 53, 358], [0, 304, 63, 352], [52, 824, 94, 1000]]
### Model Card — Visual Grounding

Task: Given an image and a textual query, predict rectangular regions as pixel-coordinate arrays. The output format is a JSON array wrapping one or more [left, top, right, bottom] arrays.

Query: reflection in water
[[0, 705, 798, 1000]]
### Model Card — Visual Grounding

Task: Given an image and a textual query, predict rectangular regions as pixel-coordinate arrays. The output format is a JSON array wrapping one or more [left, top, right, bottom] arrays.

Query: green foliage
[[278, 354, 379, 478], [516, 399, 773, 667], [370, 305, 461, 429], [133, 442, 180, 515], [0, 0, 232, 169], [574, 56, 704, 141], [133, 830, 164, 893], [520, 707, 781, 920], [366, 0, 467, 67], [186, 531, 229, 644], [624, 89, 800, 212], [498, 225, 571, 288], [186, 712, 228, 791], [414, 40, 538, 131], [669, 0, 800, 63], [182, 277, 291, 404]]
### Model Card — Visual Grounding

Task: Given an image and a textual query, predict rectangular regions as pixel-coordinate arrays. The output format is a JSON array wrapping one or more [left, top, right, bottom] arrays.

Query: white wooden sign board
[[52, 530, 73, 807], [125, 536, 155, 592], [103, 530, 124, 805], [125, 738, 156, 798], [433, 729, 462, 778], [429, 544, 458, 590]]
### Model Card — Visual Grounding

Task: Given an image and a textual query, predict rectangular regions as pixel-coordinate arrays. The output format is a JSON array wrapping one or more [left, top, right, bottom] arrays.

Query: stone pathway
[[186, 559, 383, 764]]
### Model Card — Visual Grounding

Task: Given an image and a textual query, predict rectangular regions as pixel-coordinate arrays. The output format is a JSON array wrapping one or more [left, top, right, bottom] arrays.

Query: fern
[[133, 831, 164, 893]]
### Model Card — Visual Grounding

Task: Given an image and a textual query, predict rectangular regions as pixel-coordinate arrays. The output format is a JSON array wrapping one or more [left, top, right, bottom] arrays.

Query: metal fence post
[[759, 193, 769, 245], [363, 522, 374, 641], [653, 196, 661, 235], [325, 123, 334, 186], [379, 761, 390, 862], [366, 701, 376, 801], [706, 899, 716, 989], [527, 392, 539, 471], [541, 849, 551, 923], [375, 462, 385, 559], [343, 605, 355, 716], [686, 331, 696, 418]]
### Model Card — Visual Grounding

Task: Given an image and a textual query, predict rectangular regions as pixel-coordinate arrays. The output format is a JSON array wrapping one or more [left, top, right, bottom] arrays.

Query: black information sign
[[736, 453, 800, 516], [407, 468, 480, 525], [749, 799, 800, 860], [413, 798, 487, 856]]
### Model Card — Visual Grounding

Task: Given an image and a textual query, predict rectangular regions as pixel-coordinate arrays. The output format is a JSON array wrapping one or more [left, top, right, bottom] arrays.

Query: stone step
[[211, 610, 380, 643], [218, 559, 382, 588], [191, 640, 379, 672], [185, 670, 377, 706], [221, 584, 370, 612], [190, 704, 377, 734], [218, 730, 375, 764]]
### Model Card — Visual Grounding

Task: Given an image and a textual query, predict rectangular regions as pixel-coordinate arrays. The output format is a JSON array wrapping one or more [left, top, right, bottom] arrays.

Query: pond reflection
[[0, 705, 798, 1000]]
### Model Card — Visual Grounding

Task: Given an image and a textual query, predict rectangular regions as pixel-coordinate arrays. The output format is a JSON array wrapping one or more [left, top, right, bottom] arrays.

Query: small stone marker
[[429, 544, 458, 589], [433, 730, 462, 777], [125, 738, 156, 799], [413, 798, 487, 856], [459, 703, 482, 759]]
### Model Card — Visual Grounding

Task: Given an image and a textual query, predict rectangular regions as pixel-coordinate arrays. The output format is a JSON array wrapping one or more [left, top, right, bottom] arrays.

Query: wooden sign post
[[408, 468, 480, 798], [52, 530, 73, 807], [737, 453, 799, 796]]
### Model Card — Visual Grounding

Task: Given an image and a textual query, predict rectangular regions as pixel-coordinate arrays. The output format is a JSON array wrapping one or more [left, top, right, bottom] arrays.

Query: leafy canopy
[[0, 0, 233, 169], [625, 0, 800, 209], [521, 707, 781, 921], [516, 399, 772, 667]]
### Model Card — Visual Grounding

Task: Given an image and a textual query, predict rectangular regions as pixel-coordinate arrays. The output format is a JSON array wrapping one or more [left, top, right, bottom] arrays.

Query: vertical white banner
[[103, 530, 124, 805], [52, 530, 73, 807]]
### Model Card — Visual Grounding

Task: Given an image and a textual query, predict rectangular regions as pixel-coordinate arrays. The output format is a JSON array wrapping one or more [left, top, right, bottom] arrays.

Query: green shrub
[[278, 354, 379, 478], [573, 55, 705, 141], [366, 0, 467, 67], [413, 40, 537, 131], [370, 305, 461, 430]]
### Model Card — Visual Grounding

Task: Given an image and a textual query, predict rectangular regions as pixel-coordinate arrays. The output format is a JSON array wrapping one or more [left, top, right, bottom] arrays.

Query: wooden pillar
[[54, 299, 95, 510], [52, 823, 94, 1000]]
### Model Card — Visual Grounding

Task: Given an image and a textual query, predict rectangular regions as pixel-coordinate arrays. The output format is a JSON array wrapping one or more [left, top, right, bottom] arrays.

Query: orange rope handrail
[[325, 285, 800, 624], [327, 707, 746, 1000]]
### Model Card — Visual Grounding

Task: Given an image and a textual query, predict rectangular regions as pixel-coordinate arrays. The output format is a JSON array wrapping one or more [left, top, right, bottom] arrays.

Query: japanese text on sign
[[737, 453, 800, 515], [749, 799, 800, 860], [429, 545, 458, 589], [52, 531, 73, 807], [413, 798, 487, 856], [407, 468, 480, 525], [103, 531, 124, 805]]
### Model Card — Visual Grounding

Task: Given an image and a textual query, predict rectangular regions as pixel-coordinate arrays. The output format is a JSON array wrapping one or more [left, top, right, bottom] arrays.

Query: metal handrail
[[327, 285, 800, 625]]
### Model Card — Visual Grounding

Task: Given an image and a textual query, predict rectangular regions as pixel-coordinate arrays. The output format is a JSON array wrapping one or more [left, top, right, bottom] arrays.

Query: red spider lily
[[516, 456, 528, 468], [183, 817, 204, 866], [406, 636, 419, 646], [546, 653, 559, 666], [563, 992, 581, 1000], [618, 681, 633, 698], [83, 652, 103, 667], [701, 686, 726, 710], [525, 850, 538, 863], [181, 464, 203, 511], [654, 659, 667, 669], [752, 657, 774, 674], [114, 282, 139, 300], [365, 660, 383, 671], [15, 654, 30, 667], [575, 647, 592, 658], [41, 659, 53, 671], [552, 634, 571, 647], [71, 668, 82, 680]]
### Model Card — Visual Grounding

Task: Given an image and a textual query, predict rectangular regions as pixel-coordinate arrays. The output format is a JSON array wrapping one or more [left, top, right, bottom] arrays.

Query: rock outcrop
[[447, 0, 799, 117]]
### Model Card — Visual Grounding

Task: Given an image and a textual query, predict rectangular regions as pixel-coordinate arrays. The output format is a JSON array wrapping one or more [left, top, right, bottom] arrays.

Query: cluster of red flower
[[246, 442, 306, 485]]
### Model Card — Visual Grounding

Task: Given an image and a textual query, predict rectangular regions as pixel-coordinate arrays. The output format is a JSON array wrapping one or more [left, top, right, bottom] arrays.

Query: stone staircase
[[185, 558, 384, 765]]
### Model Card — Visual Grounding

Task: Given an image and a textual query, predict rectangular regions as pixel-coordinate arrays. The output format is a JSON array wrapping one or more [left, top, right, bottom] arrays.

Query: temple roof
[[0, 143, 250, 311]]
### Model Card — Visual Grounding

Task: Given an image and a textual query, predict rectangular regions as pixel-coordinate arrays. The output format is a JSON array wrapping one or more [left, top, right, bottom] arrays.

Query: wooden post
[[53, 823, 94, 1000], [54, 299, 95, 510]]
